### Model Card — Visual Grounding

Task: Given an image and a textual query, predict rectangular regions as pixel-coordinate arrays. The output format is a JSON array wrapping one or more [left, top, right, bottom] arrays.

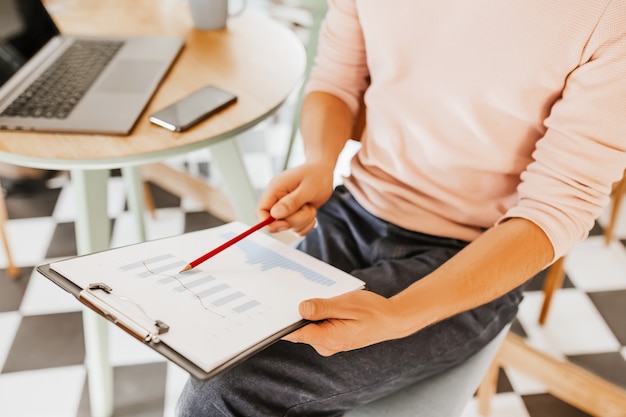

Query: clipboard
[[36, 222, 365, 380], [37, 263, 308, 380]]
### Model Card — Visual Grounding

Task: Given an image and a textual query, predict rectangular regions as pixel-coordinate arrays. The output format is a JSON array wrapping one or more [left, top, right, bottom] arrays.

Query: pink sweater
[[306, 0, 626, 260]]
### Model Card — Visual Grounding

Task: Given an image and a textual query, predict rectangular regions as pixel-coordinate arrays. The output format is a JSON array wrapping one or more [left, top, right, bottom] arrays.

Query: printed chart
[[49, 222, 364, 373], [116, 231, 337, 319]]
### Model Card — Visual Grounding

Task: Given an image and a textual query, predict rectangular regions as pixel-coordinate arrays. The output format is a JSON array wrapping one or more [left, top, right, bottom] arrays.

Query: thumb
[[270, 182, 311, 219], [270, 202, 289, 219], [299, 298, 331, 321], [270, 189, 308, 219]]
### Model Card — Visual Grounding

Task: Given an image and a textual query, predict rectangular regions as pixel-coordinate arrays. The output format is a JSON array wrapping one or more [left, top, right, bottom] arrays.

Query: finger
[[262, 217, 291, 233], [283, 322, 329, 344], [255, 204, 290, 233], [304, 343, 338, 357], [292, 218, 317, 236], [257, 169, 306, 218], [298, 298, 347, 321], [282, 327, 305, 343], [289, 206, 317, 235], [311, 344, 340, 357], [283, 322, 345, 356], [256, 189, 284, 222], [298, 292, 365, 321], [270, 187, 312, 220], [257, 186, 306, 233], [263, 204, 315, 234]]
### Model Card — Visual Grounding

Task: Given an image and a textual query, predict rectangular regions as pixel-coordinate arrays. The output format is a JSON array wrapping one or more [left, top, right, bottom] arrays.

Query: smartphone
[[149, 85, 238, 132]]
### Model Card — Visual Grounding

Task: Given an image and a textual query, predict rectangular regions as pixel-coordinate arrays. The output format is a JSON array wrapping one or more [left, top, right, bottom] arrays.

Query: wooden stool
[[477, 332, 626, 417], [0, 191, 20, 278]]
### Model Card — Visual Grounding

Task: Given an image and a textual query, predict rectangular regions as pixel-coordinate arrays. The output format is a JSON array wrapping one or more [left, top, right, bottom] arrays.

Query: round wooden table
[[0, 2, 305, 416]]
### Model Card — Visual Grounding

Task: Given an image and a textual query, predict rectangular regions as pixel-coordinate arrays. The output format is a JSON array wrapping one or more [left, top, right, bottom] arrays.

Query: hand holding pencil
[[256, 161, 333, 236], [181, 157, 330, 274], [180, 159, 332, 272]]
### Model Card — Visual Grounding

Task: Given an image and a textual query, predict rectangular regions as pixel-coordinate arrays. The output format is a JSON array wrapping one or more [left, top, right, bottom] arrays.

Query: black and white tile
[[1, 3, 625, 416]]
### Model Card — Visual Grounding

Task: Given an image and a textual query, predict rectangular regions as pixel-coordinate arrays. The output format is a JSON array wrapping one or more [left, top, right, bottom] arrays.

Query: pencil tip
[[180, 264, 192, 273]]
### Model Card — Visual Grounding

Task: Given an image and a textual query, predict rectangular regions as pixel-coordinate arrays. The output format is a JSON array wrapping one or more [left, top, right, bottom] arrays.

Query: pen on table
[[179, 216, 276, 272]]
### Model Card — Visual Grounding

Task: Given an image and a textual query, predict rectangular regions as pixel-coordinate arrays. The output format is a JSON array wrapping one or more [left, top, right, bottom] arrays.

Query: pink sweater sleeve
[[502, 1, 626, 258], [304, 0, 369, 119]]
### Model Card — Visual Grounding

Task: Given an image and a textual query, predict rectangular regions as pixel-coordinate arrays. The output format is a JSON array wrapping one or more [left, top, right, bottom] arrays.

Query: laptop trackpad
[[96, 60, 162, 93]]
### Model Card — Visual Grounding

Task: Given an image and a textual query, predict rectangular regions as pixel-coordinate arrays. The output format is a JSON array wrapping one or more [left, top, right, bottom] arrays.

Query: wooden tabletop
[[0, 0, 305, 170]]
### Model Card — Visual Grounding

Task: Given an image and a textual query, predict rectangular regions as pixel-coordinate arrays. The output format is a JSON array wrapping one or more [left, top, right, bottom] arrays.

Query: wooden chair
[[0, 191, 20, 278], [604, 168, 626, 244], [538, 168, 626, 325], [477, 332, 626, 417]]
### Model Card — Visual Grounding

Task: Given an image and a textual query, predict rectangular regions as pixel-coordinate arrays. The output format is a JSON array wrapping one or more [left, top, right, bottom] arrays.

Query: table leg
[[71, 169, 114, 417], [122, 166, 147, 242], [210, 138, 259, 226]]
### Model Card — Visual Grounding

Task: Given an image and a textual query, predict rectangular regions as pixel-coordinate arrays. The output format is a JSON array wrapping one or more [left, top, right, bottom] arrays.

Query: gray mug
[[188, 0, 247, 30]]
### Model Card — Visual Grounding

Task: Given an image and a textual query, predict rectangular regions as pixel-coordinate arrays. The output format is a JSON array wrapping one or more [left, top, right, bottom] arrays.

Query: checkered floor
[[2, 5, 626, 417]]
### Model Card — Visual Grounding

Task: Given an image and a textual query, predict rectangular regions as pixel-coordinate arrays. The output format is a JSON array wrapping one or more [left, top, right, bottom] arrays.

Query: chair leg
[[476, 354, 500, 416], [142, 181, 157, 219], [538, 256, 566, 325], [141, 163, 236, 223], [605, 171, 626, 245], [0, 192, 19, 278]]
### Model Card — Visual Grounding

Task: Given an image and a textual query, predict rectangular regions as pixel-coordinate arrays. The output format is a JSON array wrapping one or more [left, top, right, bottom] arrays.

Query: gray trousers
[[176, 186, 522, 417]]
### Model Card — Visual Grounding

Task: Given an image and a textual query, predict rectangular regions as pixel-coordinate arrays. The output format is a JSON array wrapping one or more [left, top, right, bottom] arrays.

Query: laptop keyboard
[[1, 39, 124, 119]]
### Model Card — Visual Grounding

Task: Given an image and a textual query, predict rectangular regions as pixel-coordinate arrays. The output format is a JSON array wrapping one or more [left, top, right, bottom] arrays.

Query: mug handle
[[229, 0, 247, 17]]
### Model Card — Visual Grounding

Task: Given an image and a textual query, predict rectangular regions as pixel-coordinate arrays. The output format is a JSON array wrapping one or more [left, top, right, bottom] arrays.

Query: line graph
[[118, 252, 269, 317]]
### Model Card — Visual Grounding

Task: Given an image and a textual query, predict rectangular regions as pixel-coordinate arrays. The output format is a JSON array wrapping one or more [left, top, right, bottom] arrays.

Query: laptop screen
[[0, 0, 60, 87]]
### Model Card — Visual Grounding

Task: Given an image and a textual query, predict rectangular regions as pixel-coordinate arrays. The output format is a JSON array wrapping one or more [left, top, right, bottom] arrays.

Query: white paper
[[50, 222, 365, 372]]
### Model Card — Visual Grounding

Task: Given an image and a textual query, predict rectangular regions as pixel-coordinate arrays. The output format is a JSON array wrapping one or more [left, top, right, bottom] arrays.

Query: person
[[177, 1, 626, 415]]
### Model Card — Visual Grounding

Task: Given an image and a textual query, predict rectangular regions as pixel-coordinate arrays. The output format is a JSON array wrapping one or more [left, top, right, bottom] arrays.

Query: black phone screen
[[149, 85, 237, 132]]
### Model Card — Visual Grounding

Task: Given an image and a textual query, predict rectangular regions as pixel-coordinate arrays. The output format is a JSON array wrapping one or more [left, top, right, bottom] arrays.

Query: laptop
[[0, 0, 184, 135]]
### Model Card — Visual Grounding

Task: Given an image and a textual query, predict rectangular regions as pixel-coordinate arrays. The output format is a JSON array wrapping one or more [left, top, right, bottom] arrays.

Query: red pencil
[[179, 216, 276, 272]]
